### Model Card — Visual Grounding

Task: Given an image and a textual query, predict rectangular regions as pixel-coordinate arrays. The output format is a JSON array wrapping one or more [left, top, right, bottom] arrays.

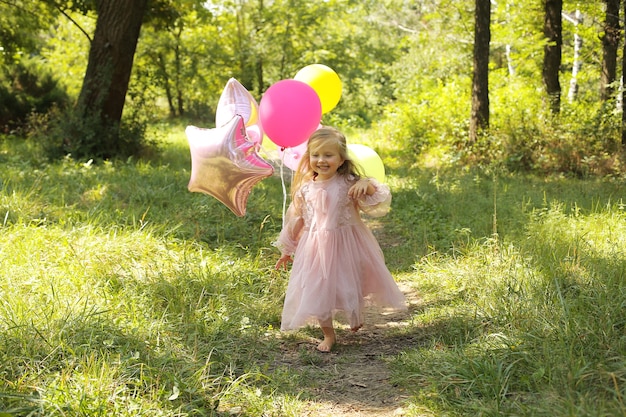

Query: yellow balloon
[[247, 100, 258, 126], [294, 64, 342, 114], [348, 144, 385, 182]]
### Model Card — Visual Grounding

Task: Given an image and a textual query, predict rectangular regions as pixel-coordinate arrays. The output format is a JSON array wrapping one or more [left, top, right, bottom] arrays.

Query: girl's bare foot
[[317, 335, 335, 352], [317, 324, 336, 353]]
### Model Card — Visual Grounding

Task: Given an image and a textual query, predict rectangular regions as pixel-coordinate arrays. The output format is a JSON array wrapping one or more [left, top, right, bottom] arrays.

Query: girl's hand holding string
[[348, 178, 374, 199], [275, 254, 293, 270]]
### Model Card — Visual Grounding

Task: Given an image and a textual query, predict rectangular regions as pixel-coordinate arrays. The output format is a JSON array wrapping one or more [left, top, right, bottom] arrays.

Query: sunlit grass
[[0, 126, 292, 415], [390, 185, 626, 416], [1, 125, 626, 416]]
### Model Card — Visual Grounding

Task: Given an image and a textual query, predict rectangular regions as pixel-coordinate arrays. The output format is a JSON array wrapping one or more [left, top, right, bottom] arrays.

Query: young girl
[[274, 127, 407, 352]]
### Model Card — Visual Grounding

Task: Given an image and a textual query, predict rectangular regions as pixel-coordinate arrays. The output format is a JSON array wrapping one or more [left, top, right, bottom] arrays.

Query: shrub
[[373, 77, 470, 160], [26, 107, 157, 162], [375, 68, 626, 177], [0, 58, 70, 131]]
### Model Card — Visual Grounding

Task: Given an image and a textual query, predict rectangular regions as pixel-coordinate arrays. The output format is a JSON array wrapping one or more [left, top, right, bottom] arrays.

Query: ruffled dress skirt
[[280, 221, 406, 330]]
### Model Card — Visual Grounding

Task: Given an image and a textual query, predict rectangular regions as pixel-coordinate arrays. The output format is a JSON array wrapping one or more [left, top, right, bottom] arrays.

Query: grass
[[1, 120, 626, 416], [388, 175, 626, 416]]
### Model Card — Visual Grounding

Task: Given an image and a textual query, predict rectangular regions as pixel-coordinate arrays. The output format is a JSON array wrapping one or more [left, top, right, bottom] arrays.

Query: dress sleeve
[[273, 192, 305, 256], [358, 178, 392, 218]]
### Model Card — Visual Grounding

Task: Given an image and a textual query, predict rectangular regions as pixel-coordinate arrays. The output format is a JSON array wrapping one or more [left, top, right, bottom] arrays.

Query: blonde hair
[[290, 127, 363, 200]]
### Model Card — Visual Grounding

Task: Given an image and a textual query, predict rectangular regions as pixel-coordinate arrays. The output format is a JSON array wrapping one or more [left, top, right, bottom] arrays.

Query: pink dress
[[275, 174, 407, 331]]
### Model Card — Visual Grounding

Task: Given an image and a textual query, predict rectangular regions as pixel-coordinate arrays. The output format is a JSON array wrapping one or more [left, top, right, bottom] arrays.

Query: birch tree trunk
[[567, 10, 581, 103]]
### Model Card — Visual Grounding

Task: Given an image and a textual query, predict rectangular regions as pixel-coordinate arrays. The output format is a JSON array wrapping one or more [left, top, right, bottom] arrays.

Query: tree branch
[[1, 0, 94, 43], [49, 1, 93, 43]]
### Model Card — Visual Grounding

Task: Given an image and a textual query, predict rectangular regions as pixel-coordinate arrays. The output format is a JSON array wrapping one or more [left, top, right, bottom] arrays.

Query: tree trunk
[[567, 10, 581, 102], [601, 0, 620, 101], [76, 0, 148, 129], [622, 0, 626, 146], [174, 32, 184, 117], [469, 0, 491, 143], [542, 0, 562, 114], [255, 0, 264, 96], [157, 53, 176, 117], [256, 57, 264, 97]]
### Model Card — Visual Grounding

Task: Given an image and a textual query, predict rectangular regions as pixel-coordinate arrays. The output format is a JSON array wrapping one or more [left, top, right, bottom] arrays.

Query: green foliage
[[369, 0, 626, 176], [0, 57, 70, 130], [459, 80, 624, 175], [132, 6, 226, 121], [22, 105, 155, 161], [128, 0, 409, 126], [5, 0, 626, 169], [376, 78, 471, 160], [39, 11, 93, 98], [372, 1, 474, 160], [0, 0, 57, 62]]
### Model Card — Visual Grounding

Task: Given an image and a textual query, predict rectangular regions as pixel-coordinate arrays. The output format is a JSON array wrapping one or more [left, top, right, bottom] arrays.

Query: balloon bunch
[[186, 65, 387, 217], [261, 64, 385, 182]]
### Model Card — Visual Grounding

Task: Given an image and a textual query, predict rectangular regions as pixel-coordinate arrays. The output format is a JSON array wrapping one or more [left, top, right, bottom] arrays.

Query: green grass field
[[1, 121, 625, 416]]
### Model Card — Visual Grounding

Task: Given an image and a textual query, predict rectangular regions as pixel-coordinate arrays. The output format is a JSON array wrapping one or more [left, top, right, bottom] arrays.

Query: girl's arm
[[352, 177, 392, 217], [275, 254, 293, 270], [273, 195, 305, 268], [348, 178, 375, 199]]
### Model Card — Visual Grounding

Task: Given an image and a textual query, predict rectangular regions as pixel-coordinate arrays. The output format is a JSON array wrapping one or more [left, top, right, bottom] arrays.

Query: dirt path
[[271, 284, 421, 416]]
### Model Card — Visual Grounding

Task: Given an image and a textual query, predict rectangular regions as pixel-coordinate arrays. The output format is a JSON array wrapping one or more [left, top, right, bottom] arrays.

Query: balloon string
[[280, 147, 287, 229], [257, 142, 288, 228]]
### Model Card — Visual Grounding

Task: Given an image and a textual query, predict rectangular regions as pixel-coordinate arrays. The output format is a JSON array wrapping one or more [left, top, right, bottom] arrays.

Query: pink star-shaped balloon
[[186, 115, 274, 217]]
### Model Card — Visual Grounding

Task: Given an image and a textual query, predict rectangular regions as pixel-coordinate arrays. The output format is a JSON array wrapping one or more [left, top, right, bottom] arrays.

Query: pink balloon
[[259, 79, 322, 148], [278, 139, 308, 171], [186, 115, 274, 217]]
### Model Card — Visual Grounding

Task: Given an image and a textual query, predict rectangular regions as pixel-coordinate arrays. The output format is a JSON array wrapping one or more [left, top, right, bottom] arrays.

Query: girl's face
[[309, 141, 345, 180]]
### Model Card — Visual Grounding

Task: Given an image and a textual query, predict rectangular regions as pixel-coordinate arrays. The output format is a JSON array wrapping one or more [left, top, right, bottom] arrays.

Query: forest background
[[2, 0, 626, 416], [2, 0, 624, 173]]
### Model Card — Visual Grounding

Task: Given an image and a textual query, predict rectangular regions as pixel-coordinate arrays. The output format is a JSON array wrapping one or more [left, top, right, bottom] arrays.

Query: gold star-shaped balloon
[[186, 115, 274, 216]]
